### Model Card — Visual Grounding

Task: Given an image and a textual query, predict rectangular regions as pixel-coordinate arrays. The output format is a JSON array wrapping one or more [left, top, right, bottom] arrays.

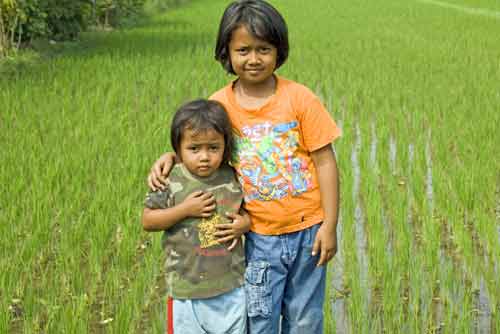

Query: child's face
[[179, 127, 225, 177], [229, 25, 277, 86]]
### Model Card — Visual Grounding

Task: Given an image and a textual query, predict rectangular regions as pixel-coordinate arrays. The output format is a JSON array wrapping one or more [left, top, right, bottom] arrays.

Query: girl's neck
[[234, 75, 277, 110]]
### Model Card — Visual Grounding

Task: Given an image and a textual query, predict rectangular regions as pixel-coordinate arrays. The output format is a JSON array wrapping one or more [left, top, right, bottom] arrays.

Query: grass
[[1, 0, 499, 332]]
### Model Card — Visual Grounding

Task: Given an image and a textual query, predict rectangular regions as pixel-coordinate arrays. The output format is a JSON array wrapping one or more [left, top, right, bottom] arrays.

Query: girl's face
[[228, 25, 277, 87], [179, 128, 225, 177]]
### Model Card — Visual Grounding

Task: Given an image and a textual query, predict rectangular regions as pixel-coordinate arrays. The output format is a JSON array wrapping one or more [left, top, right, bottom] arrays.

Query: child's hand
[[215, 212, 251, 250], [312, 222, 338, 267], [181, 191, 216, 218], [148, 153, 176, 191]]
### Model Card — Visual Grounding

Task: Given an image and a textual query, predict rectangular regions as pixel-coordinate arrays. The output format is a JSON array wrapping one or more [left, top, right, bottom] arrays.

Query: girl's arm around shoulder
[[142, 190, 216, 231], [310, 144, 340, 266], [147, 152, 177, 191]]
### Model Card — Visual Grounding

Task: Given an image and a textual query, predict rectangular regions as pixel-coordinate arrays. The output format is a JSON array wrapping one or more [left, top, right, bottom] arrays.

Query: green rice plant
[[1, 0, 499, 332]]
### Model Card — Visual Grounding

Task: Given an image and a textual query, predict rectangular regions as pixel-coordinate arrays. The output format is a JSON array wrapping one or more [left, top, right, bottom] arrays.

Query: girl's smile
[[229, 25, 277, 88]]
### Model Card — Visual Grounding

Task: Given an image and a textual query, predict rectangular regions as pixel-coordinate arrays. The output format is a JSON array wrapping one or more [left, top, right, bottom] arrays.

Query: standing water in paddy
[[476, 277, 492, 334], [408, 143, 414, 179], [406, 143, 416, 245], [329, 117, 348, 333], [330, 213, 349, 334], [389, 135, 397, 175], [351, 124, 371, 310], [425, 131, 434, 215]]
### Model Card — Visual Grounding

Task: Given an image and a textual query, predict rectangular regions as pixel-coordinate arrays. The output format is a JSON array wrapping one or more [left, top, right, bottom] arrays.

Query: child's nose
[[199, 150, 209, 160], [248, 51, 260, 64]]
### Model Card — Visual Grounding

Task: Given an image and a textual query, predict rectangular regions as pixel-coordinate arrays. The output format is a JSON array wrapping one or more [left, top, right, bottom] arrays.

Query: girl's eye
[[259, 47, 271, 54], [189, 146, 199, 152], [237, 48, 248, 55], [210, 146, 220, 151]]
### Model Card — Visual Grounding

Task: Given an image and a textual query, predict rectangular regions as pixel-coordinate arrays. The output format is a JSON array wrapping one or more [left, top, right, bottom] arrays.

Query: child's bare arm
[[142, 190, 216, 231], [147, 152, 177, 191], [310, 144, 340, 267]]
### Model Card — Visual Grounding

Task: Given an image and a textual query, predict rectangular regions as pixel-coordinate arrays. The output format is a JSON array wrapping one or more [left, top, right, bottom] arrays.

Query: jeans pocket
[[306, 223, 322, 249], [244, 261, 271, 318]]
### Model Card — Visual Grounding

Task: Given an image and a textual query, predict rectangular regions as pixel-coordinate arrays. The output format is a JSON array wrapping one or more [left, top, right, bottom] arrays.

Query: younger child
[[142, 99, 249, 334], [148, 1, 342, 333]]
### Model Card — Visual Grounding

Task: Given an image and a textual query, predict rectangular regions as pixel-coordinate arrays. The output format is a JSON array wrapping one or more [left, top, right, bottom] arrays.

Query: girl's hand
[[312, 222, 338, 267], [215, 212, 251, 250], [148, 153, 176, 191], [181, 191, 216, 218]]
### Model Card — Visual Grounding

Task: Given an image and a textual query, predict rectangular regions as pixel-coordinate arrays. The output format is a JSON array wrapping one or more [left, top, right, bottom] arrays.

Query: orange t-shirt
[[210, 76, 341, 235]]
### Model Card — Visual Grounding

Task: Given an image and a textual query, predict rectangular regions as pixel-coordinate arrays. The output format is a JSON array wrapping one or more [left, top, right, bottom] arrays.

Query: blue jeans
[[244, 224, 326, 334], [166, 287, 247, 334]]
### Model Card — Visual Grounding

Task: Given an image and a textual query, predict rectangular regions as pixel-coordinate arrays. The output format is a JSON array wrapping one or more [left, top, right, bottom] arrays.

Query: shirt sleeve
[[298, 89, 342, 152], [144, 186, 174, 209]]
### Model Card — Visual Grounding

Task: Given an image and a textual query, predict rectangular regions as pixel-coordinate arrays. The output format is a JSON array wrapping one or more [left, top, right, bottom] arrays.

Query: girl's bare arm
[[147, 152, 177, 191], [310, 144, 340, 266]]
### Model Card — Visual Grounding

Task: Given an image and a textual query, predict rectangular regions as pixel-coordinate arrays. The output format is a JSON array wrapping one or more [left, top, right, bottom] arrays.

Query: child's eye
[[236, 48, 248, 55], [189, 146, 199, 152], [210, 146, 220, 151], [259, 47, 271, 54]]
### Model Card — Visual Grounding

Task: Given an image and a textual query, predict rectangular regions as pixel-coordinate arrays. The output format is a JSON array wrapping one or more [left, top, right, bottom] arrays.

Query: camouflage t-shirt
[[144, 163, 245, 299]]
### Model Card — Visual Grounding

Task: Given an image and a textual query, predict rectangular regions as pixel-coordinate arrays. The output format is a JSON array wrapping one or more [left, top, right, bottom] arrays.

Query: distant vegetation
[[0, 0, 188, 57]]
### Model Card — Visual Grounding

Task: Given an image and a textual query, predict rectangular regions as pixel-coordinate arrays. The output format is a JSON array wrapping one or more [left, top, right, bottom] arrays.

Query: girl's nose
[[248, 51, 260, 64]]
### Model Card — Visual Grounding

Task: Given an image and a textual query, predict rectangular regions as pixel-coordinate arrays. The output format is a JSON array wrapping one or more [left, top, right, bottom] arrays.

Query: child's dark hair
[[170, 99, 234, 164], [215, 0, 289, 75]]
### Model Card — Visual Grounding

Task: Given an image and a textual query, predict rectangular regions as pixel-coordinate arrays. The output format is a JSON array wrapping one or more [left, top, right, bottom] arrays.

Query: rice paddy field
[[1, 0, 499, 332]]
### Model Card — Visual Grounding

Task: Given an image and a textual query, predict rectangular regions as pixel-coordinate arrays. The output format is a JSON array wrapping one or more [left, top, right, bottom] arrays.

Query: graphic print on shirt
[[234, 120, 313, 202]]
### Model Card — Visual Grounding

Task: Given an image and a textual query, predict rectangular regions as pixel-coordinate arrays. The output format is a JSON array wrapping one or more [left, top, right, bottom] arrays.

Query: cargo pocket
[[244, 261, 271, 318]]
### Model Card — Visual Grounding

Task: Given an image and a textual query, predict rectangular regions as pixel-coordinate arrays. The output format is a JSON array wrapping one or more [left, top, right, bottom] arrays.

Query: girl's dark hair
[[215, 0, 289, 75], [170, 99, 234, 164]]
